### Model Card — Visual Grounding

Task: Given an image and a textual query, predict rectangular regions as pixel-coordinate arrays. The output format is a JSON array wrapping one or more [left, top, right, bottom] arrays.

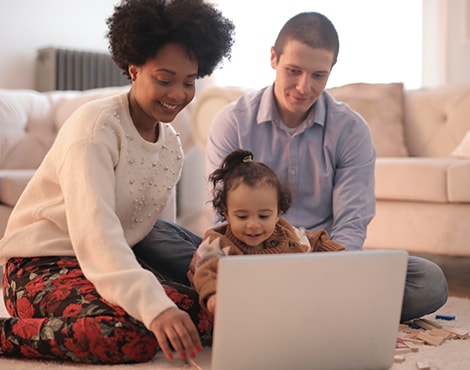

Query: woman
[[0, 0, 234, 364]]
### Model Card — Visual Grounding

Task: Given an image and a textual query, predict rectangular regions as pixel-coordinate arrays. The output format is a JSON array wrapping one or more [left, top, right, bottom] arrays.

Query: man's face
[[271, 39, 335, 127]]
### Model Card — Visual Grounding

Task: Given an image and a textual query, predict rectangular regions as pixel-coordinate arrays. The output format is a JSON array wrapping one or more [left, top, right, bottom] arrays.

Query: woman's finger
[[169, 325, 188, 360], [154, 326, 175, 360], [182, 316, 202, 354], [151, 307, 202, 360]]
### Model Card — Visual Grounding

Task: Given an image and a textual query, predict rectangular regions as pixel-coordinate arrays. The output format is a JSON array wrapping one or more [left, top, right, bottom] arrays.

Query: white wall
[[447, 0, 470, 85], [422, 0, 470, 86], [0, 0, 119, 89], [214, 0, 423, 89], [0, 0, 469, 90]]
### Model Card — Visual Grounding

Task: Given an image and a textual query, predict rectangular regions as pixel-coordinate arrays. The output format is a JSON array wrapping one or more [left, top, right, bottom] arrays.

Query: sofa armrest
[[0, 169, 35, 207], [375, 157, 470, 202]]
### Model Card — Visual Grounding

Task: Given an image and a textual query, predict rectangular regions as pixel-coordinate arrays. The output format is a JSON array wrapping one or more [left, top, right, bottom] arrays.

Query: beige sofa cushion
[[375, 157, 470, 202], [404, 85, 470, 157], [0, 169, 35, 207], [0, 89, 57, 169], [327, 82, 408, 157], [0, 86, 193, 171], [452, 128, 470, 158]]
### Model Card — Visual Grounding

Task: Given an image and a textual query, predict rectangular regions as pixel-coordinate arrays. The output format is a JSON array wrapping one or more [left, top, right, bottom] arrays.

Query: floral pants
[[0, 257, 213, 364]]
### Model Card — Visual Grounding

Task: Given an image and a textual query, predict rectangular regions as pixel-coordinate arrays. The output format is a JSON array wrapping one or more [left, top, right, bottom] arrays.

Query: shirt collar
[[313, 92, 327, 128], [256, 84, 278, 125], [257, 84, 327, 129]]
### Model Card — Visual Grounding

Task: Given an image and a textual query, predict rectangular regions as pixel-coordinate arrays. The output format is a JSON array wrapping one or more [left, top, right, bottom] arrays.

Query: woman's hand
[[150, 307, 202, 361], [207, 294, 216, 314]]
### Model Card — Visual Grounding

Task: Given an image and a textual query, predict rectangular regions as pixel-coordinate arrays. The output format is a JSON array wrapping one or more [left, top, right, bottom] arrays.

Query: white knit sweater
[[0, 92, 184, 329]]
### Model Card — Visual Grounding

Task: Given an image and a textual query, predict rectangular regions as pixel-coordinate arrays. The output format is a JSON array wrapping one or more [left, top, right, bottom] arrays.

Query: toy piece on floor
[[393, 354, 406, 363], [416, 332, 446, 346], [435, 314, 455, 321], [414, 318, 442, 330], [416, 360, 431, 370], [186, 357, 203, 370], [428, 328, 451, 339], [403, 342, 420, 352], [395, 347, 412, 354], [395, 316, 469, 368], [442, 326, 469, 339]]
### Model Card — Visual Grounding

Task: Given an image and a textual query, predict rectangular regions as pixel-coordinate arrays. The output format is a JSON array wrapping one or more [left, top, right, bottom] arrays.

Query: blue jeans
[[134, 220, 448, 322], [133, 219, 202, 286], [401, 255, 448, 322]]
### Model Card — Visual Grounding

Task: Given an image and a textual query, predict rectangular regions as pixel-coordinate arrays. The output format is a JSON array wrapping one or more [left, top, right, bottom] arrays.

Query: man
[[205, 11, 448, 322]]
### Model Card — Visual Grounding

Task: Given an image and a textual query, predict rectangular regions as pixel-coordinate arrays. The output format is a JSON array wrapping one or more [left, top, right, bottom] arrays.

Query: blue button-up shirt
[[205, 84, 376, 250]]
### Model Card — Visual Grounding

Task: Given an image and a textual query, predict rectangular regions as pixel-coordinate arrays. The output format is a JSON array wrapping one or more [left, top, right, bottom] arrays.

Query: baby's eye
[[259, 215, 271, 219], [237, 215, 248, 220]]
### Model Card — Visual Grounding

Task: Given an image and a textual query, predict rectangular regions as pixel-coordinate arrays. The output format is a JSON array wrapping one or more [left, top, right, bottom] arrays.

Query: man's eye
[[287, 67, 299, 75], [313, 72, 328, 79]]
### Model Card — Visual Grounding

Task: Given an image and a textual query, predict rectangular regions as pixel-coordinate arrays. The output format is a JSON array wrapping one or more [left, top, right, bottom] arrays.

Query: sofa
[[190, 83, 470, 257], [0, 85, 199, 239]]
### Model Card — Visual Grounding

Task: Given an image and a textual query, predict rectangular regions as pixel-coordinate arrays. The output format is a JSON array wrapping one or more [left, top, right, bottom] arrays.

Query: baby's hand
[[207, 294, 216, 314]]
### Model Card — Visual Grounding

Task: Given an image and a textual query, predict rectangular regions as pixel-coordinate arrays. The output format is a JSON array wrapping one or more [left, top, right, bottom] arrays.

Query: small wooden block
[[400, 325, 423, 334], [416, 360, 431, 370], [417, 318, 442, 329], [435, 314, 456, 321], [402, 335, 425, 344], [428, 328, 451, 339], [414, 319, 438, 330], [404, 342, 420, 352], [394, 354, 406, 363], [186, 358, 203, 370], [442, 326, 469, 338], [416, 332, 446, 346], [395, 347, 412, 354]]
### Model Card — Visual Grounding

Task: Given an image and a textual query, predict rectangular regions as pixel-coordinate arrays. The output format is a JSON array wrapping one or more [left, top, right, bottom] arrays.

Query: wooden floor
[[412, 253, 470, 299]]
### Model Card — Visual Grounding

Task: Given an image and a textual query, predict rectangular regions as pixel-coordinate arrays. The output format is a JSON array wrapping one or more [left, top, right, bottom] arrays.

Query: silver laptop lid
[[211, 249, 408, 370]]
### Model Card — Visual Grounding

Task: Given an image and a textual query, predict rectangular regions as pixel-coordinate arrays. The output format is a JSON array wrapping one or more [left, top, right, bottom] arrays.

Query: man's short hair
[[273, 12, 339, 66]]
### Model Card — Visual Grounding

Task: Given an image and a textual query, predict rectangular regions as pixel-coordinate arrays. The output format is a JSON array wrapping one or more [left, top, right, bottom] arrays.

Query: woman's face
[[225, 182, 280, 248], [129, 43, 198, 124]]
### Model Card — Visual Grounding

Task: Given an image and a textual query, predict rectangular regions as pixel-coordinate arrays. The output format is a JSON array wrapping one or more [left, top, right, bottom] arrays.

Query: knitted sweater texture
[[0, 92, 184, 329], [189, 217, 345, 308]]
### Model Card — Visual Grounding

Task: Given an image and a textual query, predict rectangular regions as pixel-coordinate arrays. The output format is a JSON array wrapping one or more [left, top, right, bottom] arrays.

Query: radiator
[[35, 47, 129, 92]]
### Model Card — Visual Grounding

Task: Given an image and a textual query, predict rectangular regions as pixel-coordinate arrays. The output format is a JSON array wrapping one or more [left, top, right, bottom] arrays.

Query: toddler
[[188, 149, 345, 313]]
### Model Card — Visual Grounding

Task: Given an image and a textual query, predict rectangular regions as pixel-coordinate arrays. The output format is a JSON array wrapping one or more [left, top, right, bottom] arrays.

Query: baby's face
[[225, 183, 279, 248]]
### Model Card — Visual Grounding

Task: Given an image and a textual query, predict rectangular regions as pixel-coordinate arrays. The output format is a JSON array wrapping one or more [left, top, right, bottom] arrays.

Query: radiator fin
[[36, 47, 129, 91]]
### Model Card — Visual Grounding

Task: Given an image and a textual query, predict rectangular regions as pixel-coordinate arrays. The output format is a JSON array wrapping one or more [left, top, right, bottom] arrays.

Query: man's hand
[[150, 307, 202, 361]]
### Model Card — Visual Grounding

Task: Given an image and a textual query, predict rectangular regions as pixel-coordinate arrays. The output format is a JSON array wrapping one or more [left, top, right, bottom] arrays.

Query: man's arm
[[329, 120, 376, 250]]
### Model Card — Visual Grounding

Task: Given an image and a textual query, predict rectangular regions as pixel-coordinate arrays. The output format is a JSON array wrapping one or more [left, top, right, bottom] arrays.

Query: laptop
[[209, 249, 408, 370]]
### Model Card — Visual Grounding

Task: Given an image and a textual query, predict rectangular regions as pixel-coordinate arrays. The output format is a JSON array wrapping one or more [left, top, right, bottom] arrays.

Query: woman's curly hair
[[209, 149, 292, 221], [106, 0, 235, 79]]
